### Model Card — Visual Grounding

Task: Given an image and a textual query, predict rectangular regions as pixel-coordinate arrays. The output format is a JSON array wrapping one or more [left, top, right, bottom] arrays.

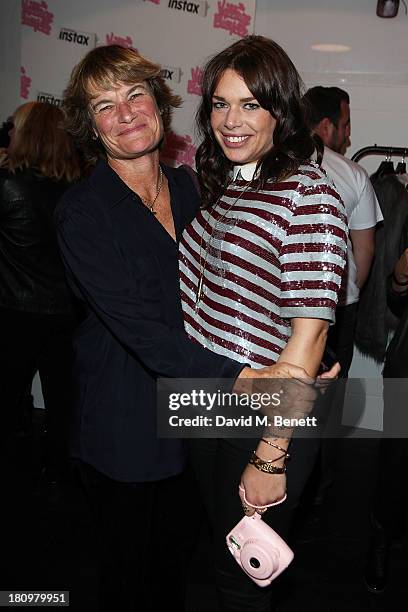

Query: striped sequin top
[[179, 161, 348, 368]]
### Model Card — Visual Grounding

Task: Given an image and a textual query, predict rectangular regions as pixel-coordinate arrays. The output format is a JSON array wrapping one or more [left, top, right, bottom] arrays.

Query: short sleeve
[[279, 174, 348, 323], [348, 170, 383, 230]]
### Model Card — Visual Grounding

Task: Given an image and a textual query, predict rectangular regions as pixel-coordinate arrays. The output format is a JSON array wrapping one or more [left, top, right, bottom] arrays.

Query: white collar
[[232, 162, 258, 181]]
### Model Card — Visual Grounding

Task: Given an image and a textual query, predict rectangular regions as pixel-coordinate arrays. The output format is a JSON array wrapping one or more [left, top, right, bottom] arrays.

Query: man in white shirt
[[321, 146, 383, 372], [303, 86, 383, 505], [305, 87, 383, 376]]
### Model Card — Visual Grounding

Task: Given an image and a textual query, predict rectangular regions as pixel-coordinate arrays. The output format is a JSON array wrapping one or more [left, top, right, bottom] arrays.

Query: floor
[[1, 410, 406, 611]]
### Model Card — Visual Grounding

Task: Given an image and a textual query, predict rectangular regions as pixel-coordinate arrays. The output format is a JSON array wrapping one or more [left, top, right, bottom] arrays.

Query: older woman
[[56, 45, 320, 611], [179, 35, 348, 611]]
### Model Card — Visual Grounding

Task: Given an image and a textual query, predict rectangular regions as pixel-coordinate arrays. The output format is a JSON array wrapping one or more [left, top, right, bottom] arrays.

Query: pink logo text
[[161, 131, 197, 167], [187, 67, 203, 96], [106, 33, 134, 48], [213, 0, 251, 37], [20, 67, 32, 99], [22, 0, 53, 35]]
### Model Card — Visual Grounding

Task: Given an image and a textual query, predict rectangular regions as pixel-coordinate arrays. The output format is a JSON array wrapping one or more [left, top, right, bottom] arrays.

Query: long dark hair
[[196, 35, 315, 207]]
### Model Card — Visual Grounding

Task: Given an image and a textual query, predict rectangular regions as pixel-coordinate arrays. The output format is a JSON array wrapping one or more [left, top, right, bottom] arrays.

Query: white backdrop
[[20, 0, 257, 407], [3, 0, 407, 414], [20, 0, 256, 167]]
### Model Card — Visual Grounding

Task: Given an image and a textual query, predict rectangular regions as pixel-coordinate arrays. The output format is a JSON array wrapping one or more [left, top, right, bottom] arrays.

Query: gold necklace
[[195, 180, 251, 305], [139, 166, 163, 215]]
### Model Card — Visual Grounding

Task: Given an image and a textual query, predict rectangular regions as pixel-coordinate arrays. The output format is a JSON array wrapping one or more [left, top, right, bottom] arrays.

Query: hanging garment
[[370, 159, 395, 182], [355, 173, 408, 362]]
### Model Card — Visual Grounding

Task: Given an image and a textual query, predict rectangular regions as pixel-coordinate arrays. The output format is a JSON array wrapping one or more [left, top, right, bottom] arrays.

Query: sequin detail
[[179, 161, 348, 368]]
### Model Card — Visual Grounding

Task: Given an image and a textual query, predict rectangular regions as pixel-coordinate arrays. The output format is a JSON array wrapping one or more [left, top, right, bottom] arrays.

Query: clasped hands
[[235, 360, 340, 516], [235, 360, 339, 428]]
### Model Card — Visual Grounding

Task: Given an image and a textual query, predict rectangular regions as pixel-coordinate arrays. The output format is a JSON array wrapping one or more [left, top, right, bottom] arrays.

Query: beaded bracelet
[[249, 451, 286, 474]]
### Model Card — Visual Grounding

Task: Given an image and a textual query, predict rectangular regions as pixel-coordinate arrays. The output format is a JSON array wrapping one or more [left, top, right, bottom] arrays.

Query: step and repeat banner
[[20, 0, 256, 167], [20, 0, 256, 408]]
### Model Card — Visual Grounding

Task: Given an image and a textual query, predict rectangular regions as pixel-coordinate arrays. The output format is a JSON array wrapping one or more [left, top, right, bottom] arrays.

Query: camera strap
[[239, 484, 287, 512]]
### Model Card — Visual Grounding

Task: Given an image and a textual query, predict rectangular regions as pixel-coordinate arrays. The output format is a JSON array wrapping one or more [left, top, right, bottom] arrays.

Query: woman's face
[[89, 80, 163, 161], [210, 69, 276, 166]]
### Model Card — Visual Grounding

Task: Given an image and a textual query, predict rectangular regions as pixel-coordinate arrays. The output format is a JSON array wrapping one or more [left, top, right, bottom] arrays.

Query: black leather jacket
[[355, 174, 408, 362], [0, 168, 75, 314], [383, 216, 408, 377]]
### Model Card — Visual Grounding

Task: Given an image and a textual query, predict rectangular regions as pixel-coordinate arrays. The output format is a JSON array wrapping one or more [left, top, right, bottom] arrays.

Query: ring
[[256, 507, 268, 515], [242, 503, 251, 515]]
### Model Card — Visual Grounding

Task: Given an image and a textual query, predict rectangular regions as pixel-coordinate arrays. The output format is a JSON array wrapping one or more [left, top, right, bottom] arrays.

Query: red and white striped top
[[179, 161, 348, 368]]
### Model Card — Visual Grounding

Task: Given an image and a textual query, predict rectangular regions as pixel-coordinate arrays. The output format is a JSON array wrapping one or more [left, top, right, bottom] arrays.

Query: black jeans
[[188, 437, 320, 612], [77, 461, 201, 612], [327, 302, 359, 378], [372, 379, 408, 538], [0, 307, 75, 475], [317, 302, 359, 490]]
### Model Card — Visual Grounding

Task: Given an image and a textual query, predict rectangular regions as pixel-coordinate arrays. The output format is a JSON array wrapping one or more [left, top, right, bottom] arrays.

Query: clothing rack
[[351, 145, 408, 163]]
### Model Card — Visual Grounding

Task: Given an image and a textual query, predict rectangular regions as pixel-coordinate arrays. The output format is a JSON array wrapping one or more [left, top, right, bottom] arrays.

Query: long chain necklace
[[139, 166, 164, 215], [195, 180, 250, 305]]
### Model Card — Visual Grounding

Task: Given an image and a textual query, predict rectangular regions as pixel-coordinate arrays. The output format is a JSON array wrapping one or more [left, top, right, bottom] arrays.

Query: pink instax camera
[[226, 513, 294, 587]]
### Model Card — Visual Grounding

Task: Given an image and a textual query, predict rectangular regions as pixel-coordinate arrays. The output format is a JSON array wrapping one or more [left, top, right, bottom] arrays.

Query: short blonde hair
[[63, 45, 182, 163]]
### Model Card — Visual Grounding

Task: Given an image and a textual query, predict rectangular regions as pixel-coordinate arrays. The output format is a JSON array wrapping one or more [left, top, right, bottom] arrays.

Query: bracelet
[[260, 438, 291, 460], [249, 452, 286, 474], [392, 272, 408, 287], [239, 484, 287, 509]]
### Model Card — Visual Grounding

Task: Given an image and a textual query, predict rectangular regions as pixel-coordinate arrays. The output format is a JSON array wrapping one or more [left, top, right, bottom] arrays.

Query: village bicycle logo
[[167, 0, 209, 17], [58, 27, 96, 47], [105, 32, 134, 49], [21, 67, 32, 100], [22, 0, 54, 36]]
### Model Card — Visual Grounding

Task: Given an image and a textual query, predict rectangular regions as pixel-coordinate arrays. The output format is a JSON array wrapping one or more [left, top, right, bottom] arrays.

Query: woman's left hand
[[239, 464, 286, 517]]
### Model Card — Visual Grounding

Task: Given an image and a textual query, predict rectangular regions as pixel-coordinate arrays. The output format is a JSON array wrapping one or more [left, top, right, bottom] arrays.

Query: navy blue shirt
[[56, 161, 243, 482]]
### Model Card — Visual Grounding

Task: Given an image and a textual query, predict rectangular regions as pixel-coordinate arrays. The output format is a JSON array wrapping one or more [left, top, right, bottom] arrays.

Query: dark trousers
[[77, 461, 201, 612], [327, 302, 359, 378], [0, 307, 75, 476], [316, 302, 359, 492], [372, 379, 408, 538], [188, 437, 320, 612]]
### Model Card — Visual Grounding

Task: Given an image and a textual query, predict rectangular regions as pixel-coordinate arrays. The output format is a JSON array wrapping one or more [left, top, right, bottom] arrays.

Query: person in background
[[303, 86, 383, 508], [0, 115, 13, 162], [0, 112, 33, 437], [179, 35, 347, 611], [0, 101, 82, 492], [56, 44, 323, 612], [305, 86, 351, 156], [364, 217, 408, 594]]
